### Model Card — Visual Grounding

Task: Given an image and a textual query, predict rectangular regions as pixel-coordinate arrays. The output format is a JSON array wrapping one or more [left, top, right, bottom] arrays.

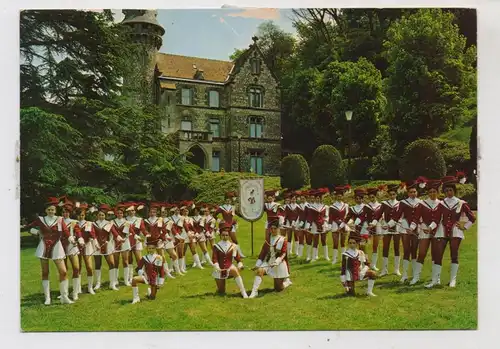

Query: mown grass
[[20, 214, 477, 331], [440, 126, 472, 143]]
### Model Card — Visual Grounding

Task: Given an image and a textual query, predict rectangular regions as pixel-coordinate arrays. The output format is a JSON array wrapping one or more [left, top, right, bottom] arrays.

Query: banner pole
[[251, 221, 254, 256]]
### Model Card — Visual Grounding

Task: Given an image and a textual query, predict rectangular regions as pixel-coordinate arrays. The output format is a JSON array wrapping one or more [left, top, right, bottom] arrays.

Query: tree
[[310, 145, 345, 188], [280, 154, 310, 190], [469, 117, 477, 187], [384, 9, 477, 155], [400, 139, 446, 181], [310, 58, 384, 156], [20, 107, 82, 218]]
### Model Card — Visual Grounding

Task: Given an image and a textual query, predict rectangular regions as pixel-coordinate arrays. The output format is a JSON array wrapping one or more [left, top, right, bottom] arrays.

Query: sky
[[112, 8, 297, 61]]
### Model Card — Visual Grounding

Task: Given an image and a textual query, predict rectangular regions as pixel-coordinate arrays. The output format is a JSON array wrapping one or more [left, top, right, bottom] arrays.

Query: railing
[[177, 130, 213, 142]]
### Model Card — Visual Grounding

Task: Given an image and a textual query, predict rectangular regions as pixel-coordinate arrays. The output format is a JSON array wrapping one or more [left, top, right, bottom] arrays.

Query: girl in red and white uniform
[[427, 175, 476, 288], [366, 187, 383, 271], [162, 204, 184, 276], [92, 204, 124, 291], [303, 191, 315, 260], [345, 189, 370, 252], [215, 192, 245, 258], [61, 200, 85, 300], [193, 205, 214, 266], [249, 219, 290, 298], [295, 192, 308, 258], [170, 205, 188, 273], [211, 223, 247, 298], [398, 181, 422, 283], [283, 192, 301, 256], [180, 205, 204, 270], [25, 197, 73, 305], [74, 204, 97, 294], [125, 202, 147, 284], [263, 190, 284, 240], [112, 204, 131, 286], [375, 184, 402, 276], [143, 202, 175, 279], [306, 188, 329, 262], [410, 179, 443, 285], [329, 186, 350, 265], [340, 233, 377, 297], [203, 205, 218, 252], [131, 238, 166, 304]]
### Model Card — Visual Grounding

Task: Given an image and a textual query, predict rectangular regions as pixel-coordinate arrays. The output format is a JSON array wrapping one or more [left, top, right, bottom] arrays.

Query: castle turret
[[121, 10, 165, 104]]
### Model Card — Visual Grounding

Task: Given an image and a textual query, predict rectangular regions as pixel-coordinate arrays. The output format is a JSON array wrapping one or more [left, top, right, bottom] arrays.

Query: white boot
[[204, 252, 214, 266], [425, 264, 441, 288], [42, 280, 51, 305], [94, 270, 102, 290], [294, 241, 299, 255], [394, 256, 401, 276], [323, 245, 330, 261], [298, 244, 304, 257], [193, 254, 204, 269], [132, 286, 140, 304], [235, 276, 248, 298], [249, 276, 262, 298], [449, 263, 459, 287], [60, 279, 74, 304], [283, 277, 292, 288], [77, 274, 82, 294], [371, 253, 379, 271], [115, 268, 121, 285], [332, 249, 338, 264], [314, 246, 320, 260], [123, 267, 131, 286], [306, 245, 312, 261], [287, 242, 292, 255], [180, 257, 187, 273], [87, 275, 95, 294], [236, 245, 246, 258], [401, 259, 409, 282], [341, 247, 346, 254], [311, 247, 318, 263], [380, 257, 388, 276], [411, 259, 417, 278], [146, 287, 151, 297], [174, 259, 185, 276], [163, 263, 176, 279], [366, 279, 376, 297], [410, 262, 423, 285], [72, 278, 79, 301], [128, 265, 134, 284], [110, 269, 119, 290]]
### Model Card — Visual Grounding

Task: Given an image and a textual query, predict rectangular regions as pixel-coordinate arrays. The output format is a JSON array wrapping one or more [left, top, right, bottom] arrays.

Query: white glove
[[255, 259, 263, 268], [464, 221, 473, 230], [340, 275, 346, 283], [274, 257, 283, 266], [92, 239, 99, 249], [410, 222, 417, 230], [213, 263, 221, 272], [158, 278, 165, 286], [237, 261, 244, 270], [339, 222, 345, 229], [370, 220, 377, 227], [428, 222, 437, 230], [304, 222, 311, 230], [78, 237, 85, 246], [137, 269, 144, 276], [279, 216, 285, 226], [134, 234, 141, 241], [68, 236, 76, 244], [388, 219, 396, 228], [29, 228, 39, 236], [117, 236, 125, 242], [354, 218, 361, 226]]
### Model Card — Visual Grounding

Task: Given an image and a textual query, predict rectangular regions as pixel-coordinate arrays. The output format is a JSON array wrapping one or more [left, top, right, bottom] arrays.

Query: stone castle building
[[121, 10, 282, 175]]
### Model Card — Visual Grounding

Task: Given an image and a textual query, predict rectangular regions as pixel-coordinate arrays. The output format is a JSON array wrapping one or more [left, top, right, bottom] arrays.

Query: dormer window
[[251, 58, 261, 75]]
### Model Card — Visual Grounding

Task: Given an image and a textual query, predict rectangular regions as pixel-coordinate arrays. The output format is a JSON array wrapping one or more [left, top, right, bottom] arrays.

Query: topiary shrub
[[400, 139, 446, 181], [280, 154, 310, 190], [310, 145, 345, 189], [342, 157, 372, 180], [433, 137, 470, 175]]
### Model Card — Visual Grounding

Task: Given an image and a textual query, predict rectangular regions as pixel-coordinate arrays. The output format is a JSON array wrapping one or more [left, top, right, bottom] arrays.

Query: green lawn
[[20, 216, 477, 331]]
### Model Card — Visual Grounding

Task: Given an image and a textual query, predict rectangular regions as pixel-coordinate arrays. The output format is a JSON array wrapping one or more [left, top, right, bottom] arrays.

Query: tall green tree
[[384, 9, 477, 155]]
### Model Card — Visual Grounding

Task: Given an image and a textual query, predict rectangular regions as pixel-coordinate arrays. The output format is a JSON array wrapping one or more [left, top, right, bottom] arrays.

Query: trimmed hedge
[[433, 137, 470, 175], [280, 154, 310, 190], [400, 139, 446, 181], [342, 157, 372, 180], [310, 145, 345, 189]]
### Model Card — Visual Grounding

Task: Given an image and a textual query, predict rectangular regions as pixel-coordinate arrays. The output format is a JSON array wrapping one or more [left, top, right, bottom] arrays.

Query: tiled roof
[[159, 81, 176, 89], [156, 53, 234, 83]]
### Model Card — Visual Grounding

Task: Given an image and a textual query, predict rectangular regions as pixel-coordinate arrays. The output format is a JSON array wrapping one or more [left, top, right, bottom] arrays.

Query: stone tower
[[121, 10, 165, 104]]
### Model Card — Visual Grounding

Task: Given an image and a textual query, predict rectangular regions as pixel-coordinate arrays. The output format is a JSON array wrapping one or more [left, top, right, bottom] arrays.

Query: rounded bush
[[280, 154, 310, 190], [310, 145, 345, 189], [400, 139, 446, 181]]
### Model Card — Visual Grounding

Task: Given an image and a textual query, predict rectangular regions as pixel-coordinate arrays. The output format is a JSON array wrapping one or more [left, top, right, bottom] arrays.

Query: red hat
[[265, 189, 280, 197], [456, 171, 467, 184], [333, 186, 347, 195], [386, 184, 399, 193], [98, 204, 111, 213], [149, 202, 163, 210], [354, 188, 366, 197], [219, 222, 232, 231], [146, 236, 159, 247], [406, 180, 419, 189], [426, 179, 442, 190], [348, 232, 363, 243], [415, 176, 428, 189], [268, 217, 280, 228], [366, 187, 379, 196], [46, 197, 61, 207], [441, 176, 457, 188]]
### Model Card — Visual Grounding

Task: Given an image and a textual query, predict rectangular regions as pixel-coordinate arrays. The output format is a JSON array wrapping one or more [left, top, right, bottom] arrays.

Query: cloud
[[226, 8, 280, 20]]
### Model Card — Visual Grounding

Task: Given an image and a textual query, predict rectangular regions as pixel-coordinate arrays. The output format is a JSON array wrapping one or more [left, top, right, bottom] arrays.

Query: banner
[[239, 178, 264, 222]]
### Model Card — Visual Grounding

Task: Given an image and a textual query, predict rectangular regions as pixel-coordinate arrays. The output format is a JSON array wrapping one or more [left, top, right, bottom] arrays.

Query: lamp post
[[237, 134, 242, 172], [345, 110, 353, 185]]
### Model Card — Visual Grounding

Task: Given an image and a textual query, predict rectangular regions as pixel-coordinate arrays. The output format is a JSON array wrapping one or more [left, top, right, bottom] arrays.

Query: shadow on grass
[[317, 293, 368, 300], [181, 291, 243, 299], [21, 235, 39, 250], [21, 292, 46, 308]]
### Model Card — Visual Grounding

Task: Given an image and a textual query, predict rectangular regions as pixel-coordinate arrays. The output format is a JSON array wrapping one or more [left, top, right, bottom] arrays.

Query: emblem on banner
[[239, 179, 264, 222]]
